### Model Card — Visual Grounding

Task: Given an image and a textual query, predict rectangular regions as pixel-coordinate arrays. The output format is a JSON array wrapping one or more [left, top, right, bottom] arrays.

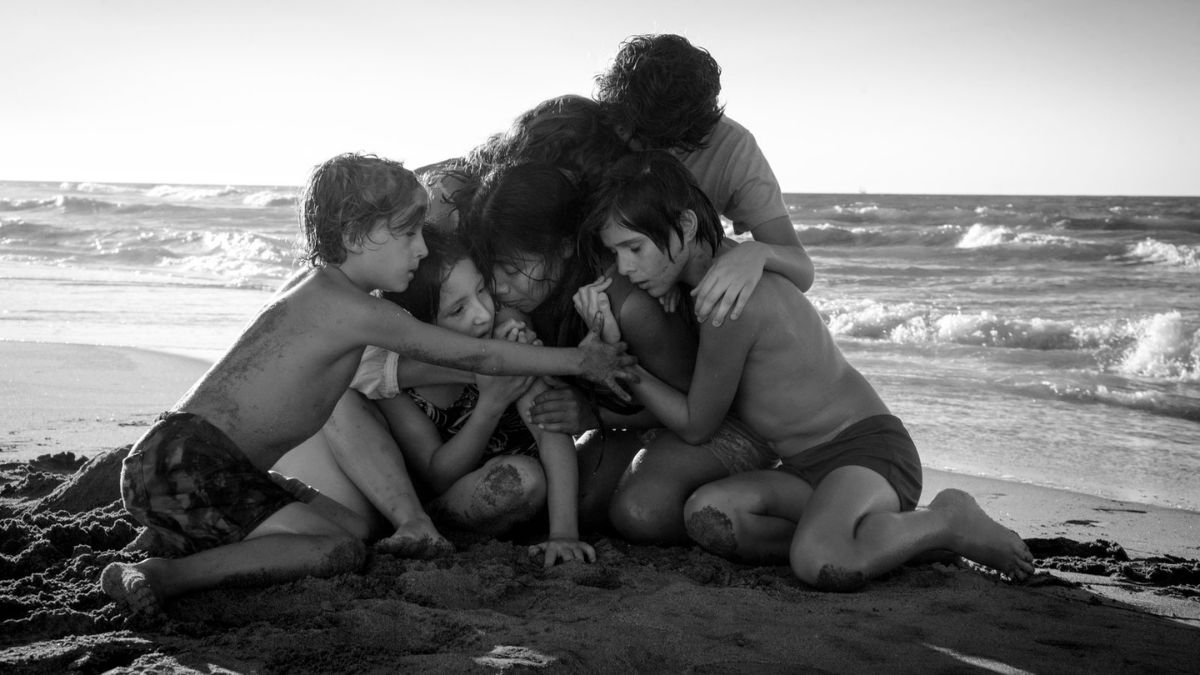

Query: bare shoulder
[[748, 271, 813, 317], [282, 268, 375, 315]]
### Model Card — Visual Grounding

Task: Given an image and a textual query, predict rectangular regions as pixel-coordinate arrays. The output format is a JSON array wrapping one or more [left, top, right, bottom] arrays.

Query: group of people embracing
[[101, 34, 1034, 618]]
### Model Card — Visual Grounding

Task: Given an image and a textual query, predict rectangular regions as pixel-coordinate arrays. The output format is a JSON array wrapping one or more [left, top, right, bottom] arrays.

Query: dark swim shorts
[[120, 411, 315, 555], [775, 415, 923, 511]]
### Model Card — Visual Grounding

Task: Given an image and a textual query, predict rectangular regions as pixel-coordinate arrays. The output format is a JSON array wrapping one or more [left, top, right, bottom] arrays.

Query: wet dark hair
[[594, 34, 725, 152], [585, 150, 723, 265], [492, 95, 630, 193], [467, 160, 640, 415], [299, 153, 425, 267], [465, 160, 588, 290], [381, 227, 471, 324], [466, 161, 610, 341]]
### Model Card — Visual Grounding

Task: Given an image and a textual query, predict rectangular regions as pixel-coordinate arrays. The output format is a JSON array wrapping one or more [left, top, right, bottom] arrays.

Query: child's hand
[[573, 276, 622, 344], [526, 383, 598, 434], [492, 318, 528, 342], [476, 320, 534, 411], [577, 332, 638, 403], [529, 538, 596, 568], [657, 284, 682, 315], [475, 371, 533, 413], [691, 240, 767, 327]]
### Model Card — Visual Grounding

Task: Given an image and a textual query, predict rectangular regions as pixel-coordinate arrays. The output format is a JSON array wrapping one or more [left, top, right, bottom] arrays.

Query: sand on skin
[[1, 340, 1197, 673]]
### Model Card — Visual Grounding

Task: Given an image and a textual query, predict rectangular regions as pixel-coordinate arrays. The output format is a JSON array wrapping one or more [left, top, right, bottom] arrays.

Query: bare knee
[[609, 483, 687, 544], [682, 486, 741, 557], [312, 534, 367, 578], [476, 456, 546, 520], [789, 530, 868, 593]]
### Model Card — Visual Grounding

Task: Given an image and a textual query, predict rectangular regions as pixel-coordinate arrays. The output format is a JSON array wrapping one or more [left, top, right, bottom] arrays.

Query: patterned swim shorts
[[641, 416, 778, 476], [120, 411, 315, 555]]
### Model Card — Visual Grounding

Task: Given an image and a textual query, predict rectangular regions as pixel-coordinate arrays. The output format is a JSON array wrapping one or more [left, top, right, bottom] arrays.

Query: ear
[[678, 209, 698, 244]]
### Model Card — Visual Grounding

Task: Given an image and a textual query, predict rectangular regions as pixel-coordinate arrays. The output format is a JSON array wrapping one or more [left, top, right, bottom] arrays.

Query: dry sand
[[1, 340, 1197, 673]]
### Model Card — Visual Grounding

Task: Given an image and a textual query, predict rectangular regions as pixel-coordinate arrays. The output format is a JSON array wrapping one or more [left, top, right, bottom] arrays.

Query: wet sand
[[1, 341, 1197, 673]]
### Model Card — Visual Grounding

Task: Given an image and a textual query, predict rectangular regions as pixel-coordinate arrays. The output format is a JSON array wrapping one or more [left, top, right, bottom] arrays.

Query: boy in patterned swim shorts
[[100, 153, 636, 617], [576, 150, 1035, 591]]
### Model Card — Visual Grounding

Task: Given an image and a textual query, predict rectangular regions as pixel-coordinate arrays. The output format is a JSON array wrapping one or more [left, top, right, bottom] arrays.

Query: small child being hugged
[[101, 153, 635, 617], [357, 227, 595, 567]]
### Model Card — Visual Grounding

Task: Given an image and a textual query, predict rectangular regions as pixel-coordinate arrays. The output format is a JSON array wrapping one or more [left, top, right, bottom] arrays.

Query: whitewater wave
[[1013, 380, 1200, 423], [0, 219, 299, 284], [243, 190, 298, 207], [71, 182, 140, 194], [1121, 238, 1200, 268], [147, 184, 241, 200], [1111, 312, 1200, 382], [796, 222, 1125, 260], [821, 300, 1199, 377]]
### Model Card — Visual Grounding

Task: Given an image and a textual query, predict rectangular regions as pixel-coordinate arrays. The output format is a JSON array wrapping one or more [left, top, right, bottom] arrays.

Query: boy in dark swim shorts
[[121, 412, 321, 555], [99, 153, 636, 618], [575, 150, 1035, 591]]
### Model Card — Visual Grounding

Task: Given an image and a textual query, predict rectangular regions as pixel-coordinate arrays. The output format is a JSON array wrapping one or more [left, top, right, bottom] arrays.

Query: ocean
[[2, 180, 1197, 512]]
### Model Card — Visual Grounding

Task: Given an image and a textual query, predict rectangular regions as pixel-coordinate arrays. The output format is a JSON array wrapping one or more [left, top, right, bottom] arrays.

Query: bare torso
[[718, 273, 890, 459], [174, 270, 370, 471]]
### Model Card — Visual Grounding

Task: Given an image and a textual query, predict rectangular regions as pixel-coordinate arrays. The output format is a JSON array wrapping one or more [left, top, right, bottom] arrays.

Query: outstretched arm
[[692, 217, 813, 327], [354, 294, 637, 399]]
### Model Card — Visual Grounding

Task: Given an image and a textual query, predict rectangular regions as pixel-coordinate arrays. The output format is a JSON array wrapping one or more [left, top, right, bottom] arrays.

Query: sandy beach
[[1, 340, 1197, 673]]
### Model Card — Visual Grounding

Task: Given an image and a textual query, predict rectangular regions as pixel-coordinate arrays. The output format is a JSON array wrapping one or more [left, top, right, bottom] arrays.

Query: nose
[[413, 230, 428, 260], [616, 252, 636, 277], [467, 292, 493, 323], [492, 272, 511, 295]]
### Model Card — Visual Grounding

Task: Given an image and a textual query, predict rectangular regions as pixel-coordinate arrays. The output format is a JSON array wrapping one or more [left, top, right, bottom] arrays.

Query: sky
[[2, 0, 1198, 196]]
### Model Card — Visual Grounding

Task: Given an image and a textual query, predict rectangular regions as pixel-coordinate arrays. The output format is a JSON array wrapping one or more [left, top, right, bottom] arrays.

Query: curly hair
[[299, 153, 426, 267], [594, 34, 725, 152], [584, 150, 723, 266]]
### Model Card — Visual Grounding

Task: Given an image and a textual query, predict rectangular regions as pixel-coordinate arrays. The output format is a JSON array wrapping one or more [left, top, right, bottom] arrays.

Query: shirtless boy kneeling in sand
[[576, 150, 1034, 591], [101, 153, 635, 617]]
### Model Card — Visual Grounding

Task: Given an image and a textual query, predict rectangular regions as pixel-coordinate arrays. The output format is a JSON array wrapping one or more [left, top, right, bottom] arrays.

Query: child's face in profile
[[435, 258, 496, 339], [598, 220, 687, 299], [360, 219, 428, 293], [491, 253, 557, 313]]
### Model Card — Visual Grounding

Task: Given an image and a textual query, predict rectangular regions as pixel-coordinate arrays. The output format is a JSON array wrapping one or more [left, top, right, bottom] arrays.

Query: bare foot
[[100, 562, 164, 618], [929, 488, 1036, 581], [375, 519, 454, 559]]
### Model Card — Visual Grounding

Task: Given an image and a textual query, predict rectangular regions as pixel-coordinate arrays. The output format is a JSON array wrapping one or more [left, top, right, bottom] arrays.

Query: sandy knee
[[789, 531, 868, 592], [807, 564, 868, 593], [475, 457, 545, 515], [314, 535, 366, 576], [684, 505, 738, 558]]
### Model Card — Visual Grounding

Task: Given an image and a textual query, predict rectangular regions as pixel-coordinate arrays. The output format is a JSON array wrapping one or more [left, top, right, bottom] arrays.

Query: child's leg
[[573, 428, 641, 533], [427, 455, 546, 536], [271, 431, 387, 537], [683, 470, 813, 564], [789, 467, 1034, 591], [321, 389, 452, 557], [102, 501, 365, 617], [608, 430, 731, 544]]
